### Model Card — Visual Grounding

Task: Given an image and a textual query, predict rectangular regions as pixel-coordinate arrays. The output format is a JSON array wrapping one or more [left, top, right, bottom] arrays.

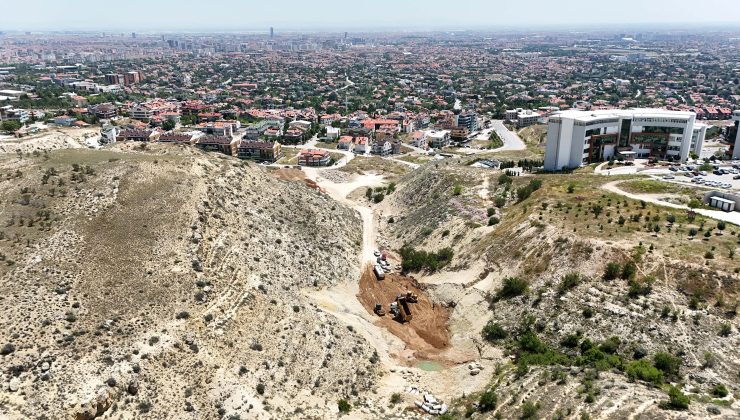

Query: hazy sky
[[2, 0, 739, 32]]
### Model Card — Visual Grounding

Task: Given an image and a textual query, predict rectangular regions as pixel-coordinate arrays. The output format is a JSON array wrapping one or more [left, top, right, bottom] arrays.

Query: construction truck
[[393, 295, 413, 323], [374, 303, 385, 316]]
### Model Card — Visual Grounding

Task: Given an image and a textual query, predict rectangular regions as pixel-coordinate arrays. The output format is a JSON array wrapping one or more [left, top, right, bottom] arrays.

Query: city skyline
[[2, 0, 740, 32]]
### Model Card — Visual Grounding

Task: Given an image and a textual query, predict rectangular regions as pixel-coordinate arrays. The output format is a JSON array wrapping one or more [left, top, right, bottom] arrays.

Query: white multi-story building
[[505, 108, 541, 127], [731, 110, 740, 159], [544, 108, 707, 171]]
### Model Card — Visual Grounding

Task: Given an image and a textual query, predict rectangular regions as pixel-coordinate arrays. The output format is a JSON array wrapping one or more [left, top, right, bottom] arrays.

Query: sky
[[2, 0, 739, 32]]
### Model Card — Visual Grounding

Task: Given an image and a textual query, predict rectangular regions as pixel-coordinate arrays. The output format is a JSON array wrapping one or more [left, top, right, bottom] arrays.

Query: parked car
[[733, 175, 740, 180]]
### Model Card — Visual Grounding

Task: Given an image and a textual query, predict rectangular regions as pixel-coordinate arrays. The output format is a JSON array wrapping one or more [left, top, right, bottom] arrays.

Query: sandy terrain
[[0, 127, 99, 154]]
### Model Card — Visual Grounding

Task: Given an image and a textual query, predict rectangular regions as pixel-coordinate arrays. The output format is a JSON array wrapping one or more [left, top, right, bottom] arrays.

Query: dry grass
[[340, 156, 412, 181]]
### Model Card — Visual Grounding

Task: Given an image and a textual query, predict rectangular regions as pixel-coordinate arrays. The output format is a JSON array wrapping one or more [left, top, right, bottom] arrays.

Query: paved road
[[490, 120, 526, 151]]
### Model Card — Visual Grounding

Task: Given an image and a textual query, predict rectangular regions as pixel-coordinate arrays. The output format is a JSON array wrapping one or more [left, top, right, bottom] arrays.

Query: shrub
[[478, 390, 497, 412], [567, 183, 575, 193], [712, 384, 728, 398], [620, 261, 637, 280], [495, 196, 506, 208], [365, 188, 373, 199], [390, 393, 402, 405], [498, 173, 512, 185], [688, 228, 698, 237], [598, 336, 621, 354], [521, 401, 539, 419], [558, 273, 581, 294], [625, 360, 664, 384], [482, 321, 508, 342], [399, 246, 453, 272], [373, 193, 385, 203], [452, 184, 463, 196], [256, 383, 265, 395], [661, 386, 689, 410], [175, 311, 190, 320], [603, 262, 620, 280], [496, 277, 528, 299], [628, 276, 653, 298], [666, 214, 676, 224], [719, 323, 731, 337], [516, 179, 542, 202], [653, 352, 681, 378], [488, 217, 500, 226], [560, 334, 580, 348], [487, 208, 495, 217], [582, 307, 594, 318], [0, 343, 15, 355], [337, 399, 351, 413], [704, 251, 714, 259]]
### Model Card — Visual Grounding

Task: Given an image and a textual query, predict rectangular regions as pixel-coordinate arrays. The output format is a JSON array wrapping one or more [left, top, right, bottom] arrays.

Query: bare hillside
[[0, 144, 378, 419]]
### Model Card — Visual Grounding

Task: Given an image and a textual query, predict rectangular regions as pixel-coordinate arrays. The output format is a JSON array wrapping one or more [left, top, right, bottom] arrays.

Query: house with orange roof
[[298, 149, 331, 166]]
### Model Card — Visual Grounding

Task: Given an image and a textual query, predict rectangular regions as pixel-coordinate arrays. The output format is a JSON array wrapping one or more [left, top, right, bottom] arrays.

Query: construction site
[[356, 265, 451, 363]]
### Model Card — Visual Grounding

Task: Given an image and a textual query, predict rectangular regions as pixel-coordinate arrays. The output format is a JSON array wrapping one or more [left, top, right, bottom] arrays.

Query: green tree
[[478, 390, 497, 412], [482, 321, 507, 342], [662, 386, 689, 410]]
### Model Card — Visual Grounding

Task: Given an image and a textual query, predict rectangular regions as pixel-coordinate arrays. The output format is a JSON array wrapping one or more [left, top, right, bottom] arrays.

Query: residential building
[[426, 129, 451, 149], [353, 136, 369, 154], [195, 121, 235, 137], [391, 140, 402, 154], [298, 149, 331, 166], [244, 121, 275, 139], [100, 124, 119, 144], [371, 139, 392, 156], [457, 111, 478, 132], [0, 106, 29, 123], [337, 136, 354, 151], [325, 126, 340, 140], [506, 108, 541, 127], [158, 133, 194, 144], [53, 115, 77, 126], [410, 130, 428, 149], [91, 103, 117, 119], [116, 129, 159, 142], [451, 127, 469, 141], [195, 135, 236, 155], [283, 127, 307, 143], [236, 140, 283, 162], [544, 108, 707, 171]]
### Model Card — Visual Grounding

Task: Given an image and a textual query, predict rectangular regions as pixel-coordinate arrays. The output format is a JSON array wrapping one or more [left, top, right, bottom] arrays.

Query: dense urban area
[[0, 27, 739, 420]]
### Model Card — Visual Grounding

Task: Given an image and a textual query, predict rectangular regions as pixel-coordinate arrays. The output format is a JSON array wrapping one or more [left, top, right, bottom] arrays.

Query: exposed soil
[[356, 266, 451, 362]]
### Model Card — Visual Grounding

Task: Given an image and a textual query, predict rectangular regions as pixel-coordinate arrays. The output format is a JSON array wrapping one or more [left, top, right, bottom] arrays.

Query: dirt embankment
[[356, 266, 450, 361]]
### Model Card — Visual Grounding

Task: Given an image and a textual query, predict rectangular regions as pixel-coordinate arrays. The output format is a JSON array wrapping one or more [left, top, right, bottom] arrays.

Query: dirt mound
[[270, 167, 305, 182], [356, 266, 450, 359]]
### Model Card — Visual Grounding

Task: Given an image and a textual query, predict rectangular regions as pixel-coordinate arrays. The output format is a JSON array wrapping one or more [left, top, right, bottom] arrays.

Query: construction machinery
[[374, 303, 385, 316], [405, 291, 418, 303], [373, 264, 385, 280], [392, 295, 413, 323]]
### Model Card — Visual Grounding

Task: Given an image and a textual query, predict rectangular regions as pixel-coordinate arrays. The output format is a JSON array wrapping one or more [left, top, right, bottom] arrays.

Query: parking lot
[[651, 163, 740, 191]]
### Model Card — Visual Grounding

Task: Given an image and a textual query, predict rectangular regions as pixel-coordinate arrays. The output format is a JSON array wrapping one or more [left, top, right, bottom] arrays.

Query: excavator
[[405, 291, 418, 303]]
